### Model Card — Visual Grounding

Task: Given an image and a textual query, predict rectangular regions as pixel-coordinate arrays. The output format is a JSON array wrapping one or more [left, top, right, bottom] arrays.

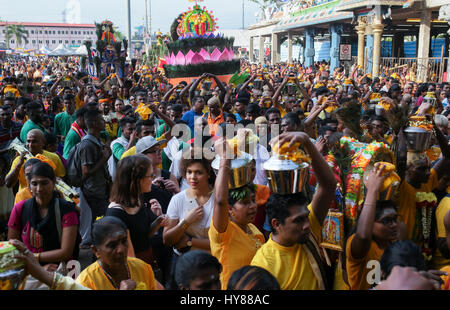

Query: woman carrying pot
[[209, 138, 265, 290]]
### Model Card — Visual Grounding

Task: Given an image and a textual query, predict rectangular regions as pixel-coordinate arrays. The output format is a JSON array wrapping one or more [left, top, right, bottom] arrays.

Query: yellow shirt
[[8, 150, 66, 191], [75, 95, 84, 110], [395, 169, 438, 239], [76, 257, 157, 290], [209, 218, 265, 290], [14, 188, 32, 205], [250, 204, 322, 290], [432, 194, 450, 270], [345, 234, 384, 290], [121, 146, 136, 159]]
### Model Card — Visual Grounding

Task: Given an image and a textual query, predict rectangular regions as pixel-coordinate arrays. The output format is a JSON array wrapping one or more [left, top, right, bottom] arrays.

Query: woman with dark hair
[[106, 155, 169, 268], [209, 138, 265, 289], [346, 163, 401, 290], [227, 266, 280, 290], [76, 216, 157, 290], [414, 83, 428, 107], [163, 148, 214, 278], [170, 250, 222, 290], [8, 162, 79, 272]]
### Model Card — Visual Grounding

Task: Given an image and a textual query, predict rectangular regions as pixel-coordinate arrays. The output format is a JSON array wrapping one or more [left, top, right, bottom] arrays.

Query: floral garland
[[341, 140, 393, 232], [414, 192, 438, 261]]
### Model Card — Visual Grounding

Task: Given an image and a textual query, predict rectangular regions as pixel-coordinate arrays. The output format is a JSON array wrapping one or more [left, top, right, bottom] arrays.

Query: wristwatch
[[186, 237, 192, 247]]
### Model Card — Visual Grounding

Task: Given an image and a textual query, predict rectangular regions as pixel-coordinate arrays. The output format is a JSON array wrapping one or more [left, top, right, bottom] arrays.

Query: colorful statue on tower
[[177, 1, 218, 38], [100, 20, 116, 46]]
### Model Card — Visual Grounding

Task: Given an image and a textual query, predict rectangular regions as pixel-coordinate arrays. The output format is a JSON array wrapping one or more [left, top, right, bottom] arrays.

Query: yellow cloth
[[432, 195, 450, 270], [209, 218, 265, 290], [8, 150, 66, 191], [441, 265, 450, 290], [76, 257, 157, 290], [250, 204, 322, 290], [75, 95, 84, 110], [121, 146, 136, 159], [14, 188, 32, 205], [345, 234, 384, 290], [3, 85, 20, 97], [425, 146, 441, 163], [395, 169, 438, 239]]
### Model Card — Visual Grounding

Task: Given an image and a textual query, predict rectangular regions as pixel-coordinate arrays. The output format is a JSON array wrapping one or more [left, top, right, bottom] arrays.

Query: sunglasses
[[377, 215, 398, 226], [144, 148, 161, 155]]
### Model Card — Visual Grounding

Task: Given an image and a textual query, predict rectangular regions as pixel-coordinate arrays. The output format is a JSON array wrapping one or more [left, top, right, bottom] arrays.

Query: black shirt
[[105, 204, 157, 253]]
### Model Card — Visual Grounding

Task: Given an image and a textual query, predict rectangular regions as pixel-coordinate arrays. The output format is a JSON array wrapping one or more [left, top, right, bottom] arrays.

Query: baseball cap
[[136, 136, 166, 154]]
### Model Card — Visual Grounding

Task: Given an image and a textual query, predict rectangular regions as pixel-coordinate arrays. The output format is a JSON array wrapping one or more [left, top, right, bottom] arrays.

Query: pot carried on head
[[263, 156, 309, 195], [404, 127, 432, 152], [263, 141, 311, 195], [211, 152, 254, 189]]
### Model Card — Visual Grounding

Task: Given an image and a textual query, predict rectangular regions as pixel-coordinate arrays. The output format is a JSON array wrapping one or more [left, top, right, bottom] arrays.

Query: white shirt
[[166, 189, 214, 243], [253, 144, 270, 186]]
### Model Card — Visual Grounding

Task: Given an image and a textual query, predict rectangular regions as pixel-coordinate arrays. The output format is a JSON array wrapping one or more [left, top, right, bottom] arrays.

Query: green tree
[[5, 23, 29, 48], [113, 27, 125, 41]]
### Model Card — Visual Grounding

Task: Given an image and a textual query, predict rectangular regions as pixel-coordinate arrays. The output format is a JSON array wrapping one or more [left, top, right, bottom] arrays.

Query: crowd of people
[[0, 54, 449, 291]]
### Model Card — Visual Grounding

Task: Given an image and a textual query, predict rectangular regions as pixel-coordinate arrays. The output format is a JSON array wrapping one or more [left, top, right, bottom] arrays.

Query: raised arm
[[271, 131, 337, 224], [212, 138, 232, 233], [350, 163, 386, 260], [272, 75, 288, 106]]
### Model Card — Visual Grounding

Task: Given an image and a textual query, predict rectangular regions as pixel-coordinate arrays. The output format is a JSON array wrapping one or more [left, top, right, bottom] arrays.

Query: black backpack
[[65, 142, 83, 188]]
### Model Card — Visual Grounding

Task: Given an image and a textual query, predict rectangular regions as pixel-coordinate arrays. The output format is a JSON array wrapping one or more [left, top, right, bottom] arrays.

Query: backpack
[[66, 135, 99, 188], [65, 142, 83, 188]]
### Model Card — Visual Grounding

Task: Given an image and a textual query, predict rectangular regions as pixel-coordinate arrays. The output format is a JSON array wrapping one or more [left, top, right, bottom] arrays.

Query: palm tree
[[113, 27, 125, 41], [5, 23, 29, 49]]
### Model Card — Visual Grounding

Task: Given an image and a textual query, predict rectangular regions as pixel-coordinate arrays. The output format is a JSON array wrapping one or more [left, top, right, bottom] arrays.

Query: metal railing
[[380, 57, 449, 83]]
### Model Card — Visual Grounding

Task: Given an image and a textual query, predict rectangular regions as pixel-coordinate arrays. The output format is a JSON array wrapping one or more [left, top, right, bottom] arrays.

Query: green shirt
[[63, 128, 81, 160], [20, 119, 45, 143], [54, 111, 76, 137], [112, 141, 127, 161]]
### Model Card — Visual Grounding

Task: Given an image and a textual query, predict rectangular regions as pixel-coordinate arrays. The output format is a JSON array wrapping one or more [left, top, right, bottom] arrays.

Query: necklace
[[98, 260, 131, 289], [245, 224, 262, 249]]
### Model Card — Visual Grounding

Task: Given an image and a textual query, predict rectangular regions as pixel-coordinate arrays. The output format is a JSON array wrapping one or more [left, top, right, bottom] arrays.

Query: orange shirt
[[441, 265, 450, 290], [395, 169, 438, 240], [206, 111, 225, 136], [346, 234, 384, 290]]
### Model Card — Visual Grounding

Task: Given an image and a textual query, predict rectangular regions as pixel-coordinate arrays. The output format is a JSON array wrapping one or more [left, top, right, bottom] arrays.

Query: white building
[[0, 22, 96, 51]]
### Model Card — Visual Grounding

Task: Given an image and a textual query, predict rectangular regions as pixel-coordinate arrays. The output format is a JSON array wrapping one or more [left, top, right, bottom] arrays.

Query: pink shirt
[[8, 199, 78, 253]]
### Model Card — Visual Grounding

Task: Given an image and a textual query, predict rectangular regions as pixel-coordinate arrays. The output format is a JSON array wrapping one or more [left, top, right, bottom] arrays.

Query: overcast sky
[[1, 0, 261, 34]]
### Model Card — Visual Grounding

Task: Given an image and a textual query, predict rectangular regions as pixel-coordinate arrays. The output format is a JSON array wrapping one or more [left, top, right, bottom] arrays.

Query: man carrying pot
[[250, 131, 336, 290]]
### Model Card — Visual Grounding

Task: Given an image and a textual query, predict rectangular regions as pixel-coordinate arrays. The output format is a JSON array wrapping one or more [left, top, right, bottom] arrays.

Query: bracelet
[[34, 253, 40, 262], [51, 272, 62, 290], [179, 219, 189, 231]]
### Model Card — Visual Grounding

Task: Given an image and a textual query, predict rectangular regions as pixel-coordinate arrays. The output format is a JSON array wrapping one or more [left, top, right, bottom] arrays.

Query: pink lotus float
[[165, 47, 235, 66]]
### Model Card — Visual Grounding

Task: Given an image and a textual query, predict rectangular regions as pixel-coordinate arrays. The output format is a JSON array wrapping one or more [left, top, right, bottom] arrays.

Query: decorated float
[[162, 0, 240, 85], [82, 20, 129, 80]]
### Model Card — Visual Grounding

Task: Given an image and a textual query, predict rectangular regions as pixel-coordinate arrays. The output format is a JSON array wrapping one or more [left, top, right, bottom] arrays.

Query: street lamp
[[126, 0, 132, 61]]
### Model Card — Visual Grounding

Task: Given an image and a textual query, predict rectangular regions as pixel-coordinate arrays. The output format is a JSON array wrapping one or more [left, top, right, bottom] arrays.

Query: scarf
[[71, 121, 86, 139], [303, 233, 332, 290], [22, 194, 60, 252]]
